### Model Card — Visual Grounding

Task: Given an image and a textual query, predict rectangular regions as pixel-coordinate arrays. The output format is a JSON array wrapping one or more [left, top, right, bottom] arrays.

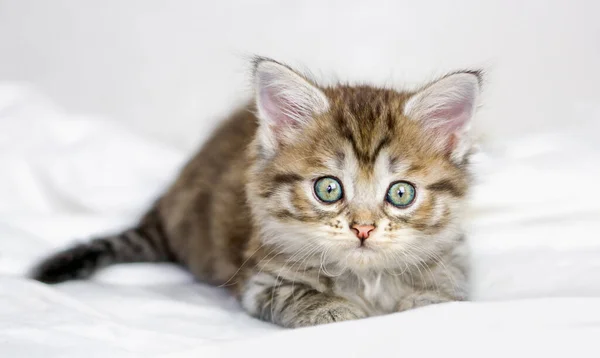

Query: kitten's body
[[32, 59, 479, 328]]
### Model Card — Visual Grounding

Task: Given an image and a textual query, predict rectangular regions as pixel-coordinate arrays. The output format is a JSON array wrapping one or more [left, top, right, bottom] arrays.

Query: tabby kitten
[[31, 58, 481, 328]]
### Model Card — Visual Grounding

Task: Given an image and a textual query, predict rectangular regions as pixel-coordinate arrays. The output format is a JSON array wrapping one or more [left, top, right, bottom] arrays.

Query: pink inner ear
[[430, 98, 472, 133], [427, 98, 473, 153], [259, 85, 303, 133]]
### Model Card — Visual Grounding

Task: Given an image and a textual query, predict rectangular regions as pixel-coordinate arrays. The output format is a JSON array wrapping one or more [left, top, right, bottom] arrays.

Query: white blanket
[[1, 83, 600, 357]]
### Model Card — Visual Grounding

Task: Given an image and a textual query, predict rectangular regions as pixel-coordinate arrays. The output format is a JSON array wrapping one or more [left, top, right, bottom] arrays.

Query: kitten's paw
[[312, 305, 365, 325], [396, 292, 453, 312], [293, 302, 366, 327]]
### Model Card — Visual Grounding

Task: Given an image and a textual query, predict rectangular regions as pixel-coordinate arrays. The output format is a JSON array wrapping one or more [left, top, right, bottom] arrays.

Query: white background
[[1, 2, 600, 356], [1, 0, 599, 150]]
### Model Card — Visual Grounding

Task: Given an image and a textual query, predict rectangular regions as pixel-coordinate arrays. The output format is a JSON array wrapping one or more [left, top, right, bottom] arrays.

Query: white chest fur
[[331, 271, 413, 315]]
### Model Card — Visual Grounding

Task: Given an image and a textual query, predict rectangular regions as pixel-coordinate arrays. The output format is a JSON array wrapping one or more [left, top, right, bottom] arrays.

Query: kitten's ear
[[404, 71, 482, 162], [253, 58, 329, 156]]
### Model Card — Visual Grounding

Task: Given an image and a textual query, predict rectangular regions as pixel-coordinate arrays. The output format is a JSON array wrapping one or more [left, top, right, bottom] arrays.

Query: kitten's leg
[[241, 272, 366, 328], [396, 291, 457, 312]]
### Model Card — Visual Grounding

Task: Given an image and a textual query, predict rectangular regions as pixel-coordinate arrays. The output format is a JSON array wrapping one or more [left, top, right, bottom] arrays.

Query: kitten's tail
[[30, 207, 175, 284]]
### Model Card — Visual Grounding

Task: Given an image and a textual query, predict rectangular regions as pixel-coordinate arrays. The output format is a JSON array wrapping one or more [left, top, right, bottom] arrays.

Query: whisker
[[290, 244, 322, 304], [219, 242, 268, 288], [270, 242, 318, 319], [404, 243, 461, 298]]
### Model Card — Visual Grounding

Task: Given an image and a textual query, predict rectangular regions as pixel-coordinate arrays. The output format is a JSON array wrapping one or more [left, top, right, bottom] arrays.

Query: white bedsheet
[[1, 83, 600, 357]]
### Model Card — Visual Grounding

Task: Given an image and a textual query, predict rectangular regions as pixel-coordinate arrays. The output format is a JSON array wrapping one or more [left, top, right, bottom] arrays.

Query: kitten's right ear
[[403, 71, 482, 162], [253, 58, 329, 157]]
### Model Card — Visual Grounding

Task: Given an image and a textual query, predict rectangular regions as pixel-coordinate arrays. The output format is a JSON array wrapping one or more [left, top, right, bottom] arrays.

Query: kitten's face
[[248, 59, 479, 272]]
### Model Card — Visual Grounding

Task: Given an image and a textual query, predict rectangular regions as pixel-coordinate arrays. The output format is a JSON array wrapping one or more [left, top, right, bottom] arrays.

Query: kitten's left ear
[[253, 58, 329, 157], [404, 71, 482, 162]]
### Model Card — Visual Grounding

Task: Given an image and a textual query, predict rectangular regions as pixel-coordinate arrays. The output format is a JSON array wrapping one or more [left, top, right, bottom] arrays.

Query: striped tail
[[30, 208, 174, 284]]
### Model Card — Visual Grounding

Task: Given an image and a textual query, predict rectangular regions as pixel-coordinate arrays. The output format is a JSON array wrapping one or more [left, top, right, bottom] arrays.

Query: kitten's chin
[[335, 245, 392, 272]]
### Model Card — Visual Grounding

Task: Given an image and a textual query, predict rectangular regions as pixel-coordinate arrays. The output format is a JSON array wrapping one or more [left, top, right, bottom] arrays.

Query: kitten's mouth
[[356, 242, 373, 251]]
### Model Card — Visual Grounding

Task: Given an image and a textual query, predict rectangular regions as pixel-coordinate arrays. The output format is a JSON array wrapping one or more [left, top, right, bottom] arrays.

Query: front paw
[[396, 292, 454, 312], [293, 301, 366, 327]]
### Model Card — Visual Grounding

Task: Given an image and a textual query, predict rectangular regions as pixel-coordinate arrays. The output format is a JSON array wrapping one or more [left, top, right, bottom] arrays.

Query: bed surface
[[1, 84, 600, 357]]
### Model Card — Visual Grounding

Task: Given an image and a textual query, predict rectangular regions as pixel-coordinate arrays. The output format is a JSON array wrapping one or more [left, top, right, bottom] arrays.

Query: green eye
[[314, 177, 343, 203], [386, 181, 416, 207]]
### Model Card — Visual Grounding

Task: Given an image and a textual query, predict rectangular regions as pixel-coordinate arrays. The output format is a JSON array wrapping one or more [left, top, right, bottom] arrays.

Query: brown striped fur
[[31, 57, 480, 328]]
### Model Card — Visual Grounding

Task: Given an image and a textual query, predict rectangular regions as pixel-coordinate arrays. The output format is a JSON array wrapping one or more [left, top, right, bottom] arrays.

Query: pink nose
[[351, 224, 376, 240]]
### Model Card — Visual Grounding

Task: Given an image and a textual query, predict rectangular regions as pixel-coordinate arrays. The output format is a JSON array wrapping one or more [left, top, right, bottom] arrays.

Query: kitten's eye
[[314, 177, 343, 203], [386, 181, 416, 208]]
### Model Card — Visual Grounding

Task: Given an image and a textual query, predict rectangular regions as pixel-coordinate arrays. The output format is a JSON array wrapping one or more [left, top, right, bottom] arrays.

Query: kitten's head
[[247, 58, 481, 273]]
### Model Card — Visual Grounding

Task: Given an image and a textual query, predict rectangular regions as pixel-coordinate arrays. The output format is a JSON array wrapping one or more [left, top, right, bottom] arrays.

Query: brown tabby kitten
[[31, 57, 481, 328]]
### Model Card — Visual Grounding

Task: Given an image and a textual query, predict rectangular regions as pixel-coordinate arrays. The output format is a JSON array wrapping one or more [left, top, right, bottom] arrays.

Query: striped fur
[[31, 208, 173, 283], [31, 58, 481, 328]]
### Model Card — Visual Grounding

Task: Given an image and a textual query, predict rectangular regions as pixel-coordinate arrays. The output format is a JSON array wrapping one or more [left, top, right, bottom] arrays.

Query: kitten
[[31, 57, 481, 328]]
